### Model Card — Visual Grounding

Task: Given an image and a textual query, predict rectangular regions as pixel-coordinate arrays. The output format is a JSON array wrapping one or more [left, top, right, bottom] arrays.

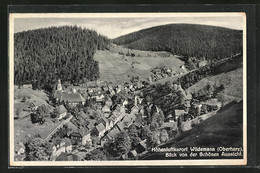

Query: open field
[[94, 46, 185, 84], [14, 116, 63, 145], [14, 86, 54, 119]]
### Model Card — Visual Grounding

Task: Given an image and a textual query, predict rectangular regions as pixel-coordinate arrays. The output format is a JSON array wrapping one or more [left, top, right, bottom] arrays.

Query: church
[[53, 79, 86, 106]]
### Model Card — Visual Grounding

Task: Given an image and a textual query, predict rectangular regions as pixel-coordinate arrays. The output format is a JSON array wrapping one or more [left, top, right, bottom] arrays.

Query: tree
[[14, 26, 110, 90], [128, 124, 139, 137], [146, 131, 161, 148], [115, 132, 131, 155], [140, 126, 151, 140], [36, 104, 49, 117], [160, 129, 169, 143], [51, 107, 60, 118], [217, 93, 226, 107], [31, 113, 45, 124], [150, 121, 159, 131], [26, 138, 52, 161], [85, 149, 107, 161], [21, 96, 26, 103]]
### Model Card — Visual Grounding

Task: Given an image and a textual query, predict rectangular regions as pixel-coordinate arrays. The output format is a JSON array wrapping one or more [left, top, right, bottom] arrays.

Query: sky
[[14, 16, 243, 39]]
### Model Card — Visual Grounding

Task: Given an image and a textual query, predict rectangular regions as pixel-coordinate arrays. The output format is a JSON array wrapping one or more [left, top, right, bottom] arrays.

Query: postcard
[[9, 12, 247, 166]]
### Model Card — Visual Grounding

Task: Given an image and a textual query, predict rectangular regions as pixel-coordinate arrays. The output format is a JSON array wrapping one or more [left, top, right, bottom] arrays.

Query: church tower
[[57, 79, 62, 91]]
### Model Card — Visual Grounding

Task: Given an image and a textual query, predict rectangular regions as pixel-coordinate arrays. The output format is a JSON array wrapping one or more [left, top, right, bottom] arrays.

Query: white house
[[57, 105, 67, 120]]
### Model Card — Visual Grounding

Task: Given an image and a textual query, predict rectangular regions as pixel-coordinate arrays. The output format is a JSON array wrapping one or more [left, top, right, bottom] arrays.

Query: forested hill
[[14, 26, 110, 91], [113, 24, 242, 60]]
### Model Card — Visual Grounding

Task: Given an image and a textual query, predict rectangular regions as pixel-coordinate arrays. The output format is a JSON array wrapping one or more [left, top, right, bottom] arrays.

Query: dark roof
[[61, 92, 85, 103], [70, 132, 82, 138]]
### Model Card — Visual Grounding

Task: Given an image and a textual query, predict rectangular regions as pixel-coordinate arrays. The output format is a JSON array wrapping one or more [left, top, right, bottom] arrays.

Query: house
[[205, 99, 221, 109], [64, 138, 73, 153], [108, 115, 117, 126], [122, 99, 129, 107], [95, 93, 105, 103], [174, 109, 186, 119], [130, 106, 139, 115], [98, 117, 110, 131], [70, 132, 82, 145], [92, 123, 106, 138], [78, 111, 91, 120], [120, 153, 128, 160], [128, 150, 138, 158], [198, 60, 208, 68], [14, 142, 25, 155], [116, 121, 125, 131], [102, 86, 109, 92], [105, 98, 113, 106], [166, 114, 175, 122], [57, 105, 67, 120], [58, 92, 86, 106], [29, 102, 42, 111], [79, 127, 91, 146], [102, 105, 111, 114], [51, 139, 66, 157], [160, 122, 177, 130], [73, 151, 86, 161], [86, 119, 96, 131], [122, 115, 132, 127], [106, 126, 120, 141], [107, 118, 114, 130], [135, 140, 147, 154], [152, 68, 162, 76], [112, 109, 122, 124]]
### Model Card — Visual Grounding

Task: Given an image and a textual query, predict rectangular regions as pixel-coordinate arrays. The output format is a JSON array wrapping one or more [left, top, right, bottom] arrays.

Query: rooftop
[[95, 123, 105, 133], [60, 92, 85, 103]]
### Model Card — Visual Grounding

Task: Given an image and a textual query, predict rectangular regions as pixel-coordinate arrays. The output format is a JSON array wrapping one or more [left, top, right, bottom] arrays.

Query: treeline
[[14, 26, 111, 91], [113, 24, 242, 61]]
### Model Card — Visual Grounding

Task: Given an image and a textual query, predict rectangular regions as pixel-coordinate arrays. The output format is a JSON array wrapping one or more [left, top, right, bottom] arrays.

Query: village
[[14, 71, 222, 161]]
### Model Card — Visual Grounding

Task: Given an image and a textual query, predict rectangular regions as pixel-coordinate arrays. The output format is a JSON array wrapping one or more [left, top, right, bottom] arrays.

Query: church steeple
[[57, 79, 62, 91]]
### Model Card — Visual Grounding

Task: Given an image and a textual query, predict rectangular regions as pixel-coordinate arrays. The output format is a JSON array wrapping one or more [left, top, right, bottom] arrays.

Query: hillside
[[186, 67, 243, 104], [113, 24, 242, 60], [14, 85, 54, 119], [14, 26, 110, 91], [141, 101, 243, 160], [94, 45, 185, 84]]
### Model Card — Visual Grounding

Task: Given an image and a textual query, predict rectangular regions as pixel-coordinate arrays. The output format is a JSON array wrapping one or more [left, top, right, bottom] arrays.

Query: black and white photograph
[[9, 13, 246, 166]]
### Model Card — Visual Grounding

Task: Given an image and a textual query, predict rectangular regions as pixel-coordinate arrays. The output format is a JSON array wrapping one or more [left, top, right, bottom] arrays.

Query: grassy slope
[[172, 101, 243, 148], [14, 86, 58, 144], [94, 45, 184, 84], [14, 86, 54, 118]]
